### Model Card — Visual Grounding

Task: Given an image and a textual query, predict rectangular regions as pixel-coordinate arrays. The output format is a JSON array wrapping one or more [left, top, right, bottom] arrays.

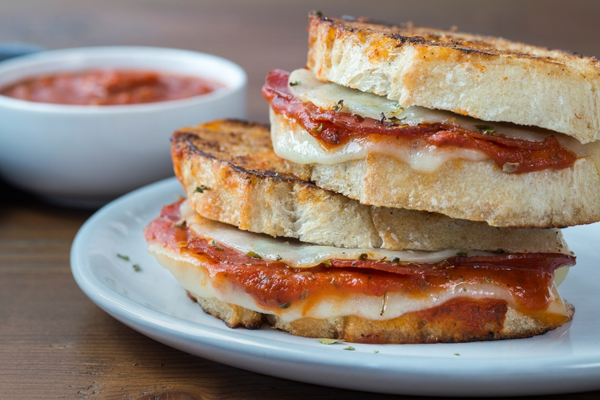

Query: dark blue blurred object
[[0, 43, 44, 62]]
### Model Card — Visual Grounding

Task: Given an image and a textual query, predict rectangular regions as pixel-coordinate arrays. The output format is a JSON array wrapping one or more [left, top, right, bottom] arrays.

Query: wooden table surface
[[1, 1, 600, 399]]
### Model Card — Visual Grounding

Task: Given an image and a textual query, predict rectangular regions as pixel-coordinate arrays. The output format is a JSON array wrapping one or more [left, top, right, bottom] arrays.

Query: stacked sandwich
[[145, 13, 600, 343]]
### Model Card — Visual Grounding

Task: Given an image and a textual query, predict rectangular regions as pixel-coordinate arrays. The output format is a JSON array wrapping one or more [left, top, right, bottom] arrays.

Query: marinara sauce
[[0, 69, 223, 105], [144, 201, 576, 315]]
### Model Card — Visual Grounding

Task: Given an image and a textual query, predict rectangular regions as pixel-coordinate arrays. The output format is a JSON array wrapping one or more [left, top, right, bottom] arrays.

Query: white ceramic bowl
[[0, 46, 246, 207]]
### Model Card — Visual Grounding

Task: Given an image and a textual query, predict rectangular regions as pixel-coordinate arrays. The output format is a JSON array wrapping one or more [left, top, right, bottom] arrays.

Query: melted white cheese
[[289, 68, 559, 141], [271, 110, 488, 171], [280, 69, 588, 170], [181, 201, 492, 267], [270, 112, 366, 165], [153, 244, 537, 322]]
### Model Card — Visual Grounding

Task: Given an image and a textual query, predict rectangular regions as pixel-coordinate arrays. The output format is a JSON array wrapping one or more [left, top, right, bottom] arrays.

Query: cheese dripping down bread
[[261, 12, 600, 228], [307, 12, 600, 144], [144, 199, 575, 344]]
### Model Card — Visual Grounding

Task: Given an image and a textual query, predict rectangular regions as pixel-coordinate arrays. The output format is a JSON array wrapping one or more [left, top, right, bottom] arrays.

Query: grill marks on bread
[[307, 12, 600, 144], [171, 119, 572, 252]]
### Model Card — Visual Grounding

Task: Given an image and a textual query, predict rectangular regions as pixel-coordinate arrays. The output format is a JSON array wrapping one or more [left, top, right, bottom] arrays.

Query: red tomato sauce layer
[[144, 201, 576, 314], [1, 69, 223, 105], [262, 69, 577, 173]]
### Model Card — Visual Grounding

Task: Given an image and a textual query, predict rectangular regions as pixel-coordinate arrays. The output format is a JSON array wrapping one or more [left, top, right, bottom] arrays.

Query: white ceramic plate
[[71, 177, 600, 397]]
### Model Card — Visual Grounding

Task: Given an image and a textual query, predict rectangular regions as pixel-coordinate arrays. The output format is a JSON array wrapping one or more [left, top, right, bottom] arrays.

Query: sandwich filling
[[263, 69, 592, 174], [145, 200, 575, 326]]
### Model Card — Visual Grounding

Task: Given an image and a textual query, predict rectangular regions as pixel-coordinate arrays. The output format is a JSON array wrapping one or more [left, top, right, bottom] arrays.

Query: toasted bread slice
[[171, 119, 570, 253], [270, 110, 600, 228], [307, 13, 600, 144], [186, 290, 573, 344], [188, 292, 575, 344]]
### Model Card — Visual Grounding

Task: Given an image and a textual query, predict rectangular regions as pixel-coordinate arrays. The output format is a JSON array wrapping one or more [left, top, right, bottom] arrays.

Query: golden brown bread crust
[[186, 291, 574, 344], [171, 119, 571, 252], [307, 13, 600, 144], [271, 110, 600, 228], [187, 292, 263, 329]]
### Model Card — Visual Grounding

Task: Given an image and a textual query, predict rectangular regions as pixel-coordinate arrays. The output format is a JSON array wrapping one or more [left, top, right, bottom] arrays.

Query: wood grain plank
[[0, 271, 405, 400]]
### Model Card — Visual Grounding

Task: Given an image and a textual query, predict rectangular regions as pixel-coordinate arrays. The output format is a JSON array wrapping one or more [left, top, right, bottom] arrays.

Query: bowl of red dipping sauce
[[0, 46, 246, 207]]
